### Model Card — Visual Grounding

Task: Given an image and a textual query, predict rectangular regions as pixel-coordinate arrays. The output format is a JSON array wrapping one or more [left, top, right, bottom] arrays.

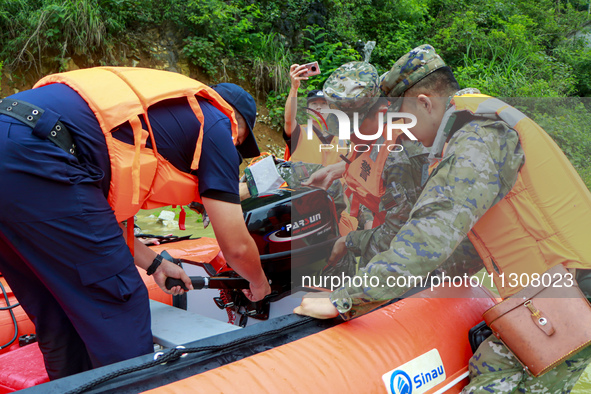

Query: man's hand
[[285, 64, 311, 137], [302, 161, 346, 190], [242, 278, 272, 302], [153, 259, 193, 296], [202, 197, 271, 302], [290, 64, 309, 90], [294, 296, 339, 319], [327, 236, 347, 266]]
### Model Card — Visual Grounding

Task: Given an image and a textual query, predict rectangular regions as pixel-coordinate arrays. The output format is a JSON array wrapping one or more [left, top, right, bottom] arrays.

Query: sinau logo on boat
[[382, 349, 446, 394], [390, 370, 412, 394]]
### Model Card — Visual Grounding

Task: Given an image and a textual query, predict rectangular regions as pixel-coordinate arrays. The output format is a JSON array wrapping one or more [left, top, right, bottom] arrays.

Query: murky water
[[135, 207, 215, 239]]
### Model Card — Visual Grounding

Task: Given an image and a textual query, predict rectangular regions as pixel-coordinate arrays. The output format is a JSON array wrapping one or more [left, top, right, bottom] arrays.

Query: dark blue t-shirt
[[10, 83, 241, 201]]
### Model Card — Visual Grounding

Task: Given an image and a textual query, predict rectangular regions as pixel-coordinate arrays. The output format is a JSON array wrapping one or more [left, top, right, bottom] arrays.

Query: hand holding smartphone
[[301, 61, 321, 77]]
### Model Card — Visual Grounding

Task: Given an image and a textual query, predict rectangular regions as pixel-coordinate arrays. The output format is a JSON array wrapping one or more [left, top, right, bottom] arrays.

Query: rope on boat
[[65, 315, 314, 394], [0, 280, 18, 350]]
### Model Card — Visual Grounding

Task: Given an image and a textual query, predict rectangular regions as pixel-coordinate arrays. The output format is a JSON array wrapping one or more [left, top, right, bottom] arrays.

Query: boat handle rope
[[0, 280, 19, 350], [65, 315, 315, 394]]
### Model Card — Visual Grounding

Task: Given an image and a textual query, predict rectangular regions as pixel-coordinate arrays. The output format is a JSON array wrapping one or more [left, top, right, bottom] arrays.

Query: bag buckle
[[525, 300, 555, 336]]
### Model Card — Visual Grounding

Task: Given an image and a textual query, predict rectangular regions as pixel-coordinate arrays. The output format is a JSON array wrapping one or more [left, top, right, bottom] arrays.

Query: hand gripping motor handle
[[165, 276, 252, 291], [165, 277, 207, 291]]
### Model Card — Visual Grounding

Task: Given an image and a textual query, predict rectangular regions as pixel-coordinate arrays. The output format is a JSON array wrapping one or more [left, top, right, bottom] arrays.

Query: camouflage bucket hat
[[322, 61, 380, 136], [380, 44, 446, 99]]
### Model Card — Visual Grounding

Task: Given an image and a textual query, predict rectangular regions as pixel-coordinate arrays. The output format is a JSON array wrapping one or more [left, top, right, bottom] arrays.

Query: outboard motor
[[167, 187, 340, 326], [221, 187, 339, 326], [243, 187, 340, 276]]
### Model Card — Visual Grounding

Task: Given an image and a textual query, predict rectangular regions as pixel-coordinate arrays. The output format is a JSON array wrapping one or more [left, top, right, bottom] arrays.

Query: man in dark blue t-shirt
[[0, 77, 270, 379]]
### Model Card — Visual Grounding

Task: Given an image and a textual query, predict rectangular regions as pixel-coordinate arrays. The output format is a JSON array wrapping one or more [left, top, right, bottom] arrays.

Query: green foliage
[[300, 25, 361, 90], [1, 0, 591, 186], [325, 0, 429, 71], [182, 0, 293, 90], [183, 0, 260, 66], [431, 0, 584, 97], [183, 36, 224, 76], [111, 0, 189, 27], [578, 166, 591, 191], [264, 90, 289, 130], [0, 0, 191, 72], [453, 44, 577, 97], [370, 20, 423, 73], [252, 32, 293, 96], [531, 100, 591, 170], [555, 37, 591, 97], [0, 0, 133, 71], [261, 24, 361, 129]]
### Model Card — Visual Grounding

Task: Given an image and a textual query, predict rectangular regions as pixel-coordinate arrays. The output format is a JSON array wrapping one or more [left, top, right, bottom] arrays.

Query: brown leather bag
[[482, 264, 591, 377]]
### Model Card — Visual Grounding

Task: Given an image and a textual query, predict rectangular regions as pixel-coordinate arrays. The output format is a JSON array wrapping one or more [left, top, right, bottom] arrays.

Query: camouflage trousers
[[462, 334, 591, 393]]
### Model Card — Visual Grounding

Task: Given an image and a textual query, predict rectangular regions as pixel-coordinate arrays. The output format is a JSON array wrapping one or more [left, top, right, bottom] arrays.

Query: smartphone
[[301, 61, 321, 77]]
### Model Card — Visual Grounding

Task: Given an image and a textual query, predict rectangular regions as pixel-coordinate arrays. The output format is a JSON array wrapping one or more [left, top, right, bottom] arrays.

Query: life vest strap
[[129, 117, 144, 205], [187, 95, 206, 171], [0, 98, 77, 156], [126, 216, 135, 256]]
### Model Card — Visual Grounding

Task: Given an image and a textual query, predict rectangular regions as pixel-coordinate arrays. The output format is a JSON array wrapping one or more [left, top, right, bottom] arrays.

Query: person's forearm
[[223, 237, 267, 286], [239, 182, 251, 201], [332, 131, 503, 319], [284, 86, 299, 137], [328, 161, 347, 180], [132, 239, 159, 271], [202, 197, 269, 288], [119, 222, 158, 270]]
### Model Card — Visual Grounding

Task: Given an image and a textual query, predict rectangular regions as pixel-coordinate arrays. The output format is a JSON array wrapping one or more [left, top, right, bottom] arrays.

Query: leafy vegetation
[[1, 0, 590, 187], [529, 99, 591, 186]]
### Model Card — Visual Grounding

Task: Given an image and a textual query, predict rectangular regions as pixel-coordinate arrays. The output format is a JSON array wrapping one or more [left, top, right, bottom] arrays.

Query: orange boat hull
[[144, 285, 495, 394]]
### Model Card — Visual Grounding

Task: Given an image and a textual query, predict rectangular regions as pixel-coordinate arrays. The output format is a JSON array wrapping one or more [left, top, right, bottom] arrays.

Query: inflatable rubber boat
[[0, 188, 497, 393]]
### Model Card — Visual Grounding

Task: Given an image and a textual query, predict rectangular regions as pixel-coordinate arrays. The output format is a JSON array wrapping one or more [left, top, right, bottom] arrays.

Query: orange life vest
[[342, 125, 405, 228], [289, 124, 343, 166], [343, 143, 390, 227], [34, 67, 238, 223], [443, 94, 591, 297]]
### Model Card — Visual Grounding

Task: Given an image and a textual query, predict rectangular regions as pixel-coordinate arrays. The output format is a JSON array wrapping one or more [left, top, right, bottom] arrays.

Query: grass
[[252, 32, 292, 97], [135, 207, 215, 239], [1, 0, 121, 72]]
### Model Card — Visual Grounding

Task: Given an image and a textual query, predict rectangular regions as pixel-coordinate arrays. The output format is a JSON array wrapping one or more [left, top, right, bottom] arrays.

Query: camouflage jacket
[[344, 139, 427, 267], [330, 115, 525, 319], [343, 138, 483, 277]]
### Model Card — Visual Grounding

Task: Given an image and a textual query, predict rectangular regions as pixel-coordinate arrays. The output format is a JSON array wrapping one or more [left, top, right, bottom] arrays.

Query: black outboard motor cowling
[[241, 187, 339, 276]]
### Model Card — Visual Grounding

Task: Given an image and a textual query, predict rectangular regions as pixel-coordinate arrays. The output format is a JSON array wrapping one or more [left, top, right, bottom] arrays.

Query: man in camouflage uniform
[[319, 61, 430, 271], [310, 61, 482, 276], [294, 44, 591, 393]]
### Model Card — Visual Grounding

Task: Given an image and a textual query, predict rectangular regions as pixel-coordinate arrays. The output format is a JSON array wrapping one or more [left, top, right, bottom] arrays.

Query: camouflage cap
[[322, 61, 380, 136], [323, 61, 380, 113], [380, 44, 446, 98]]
